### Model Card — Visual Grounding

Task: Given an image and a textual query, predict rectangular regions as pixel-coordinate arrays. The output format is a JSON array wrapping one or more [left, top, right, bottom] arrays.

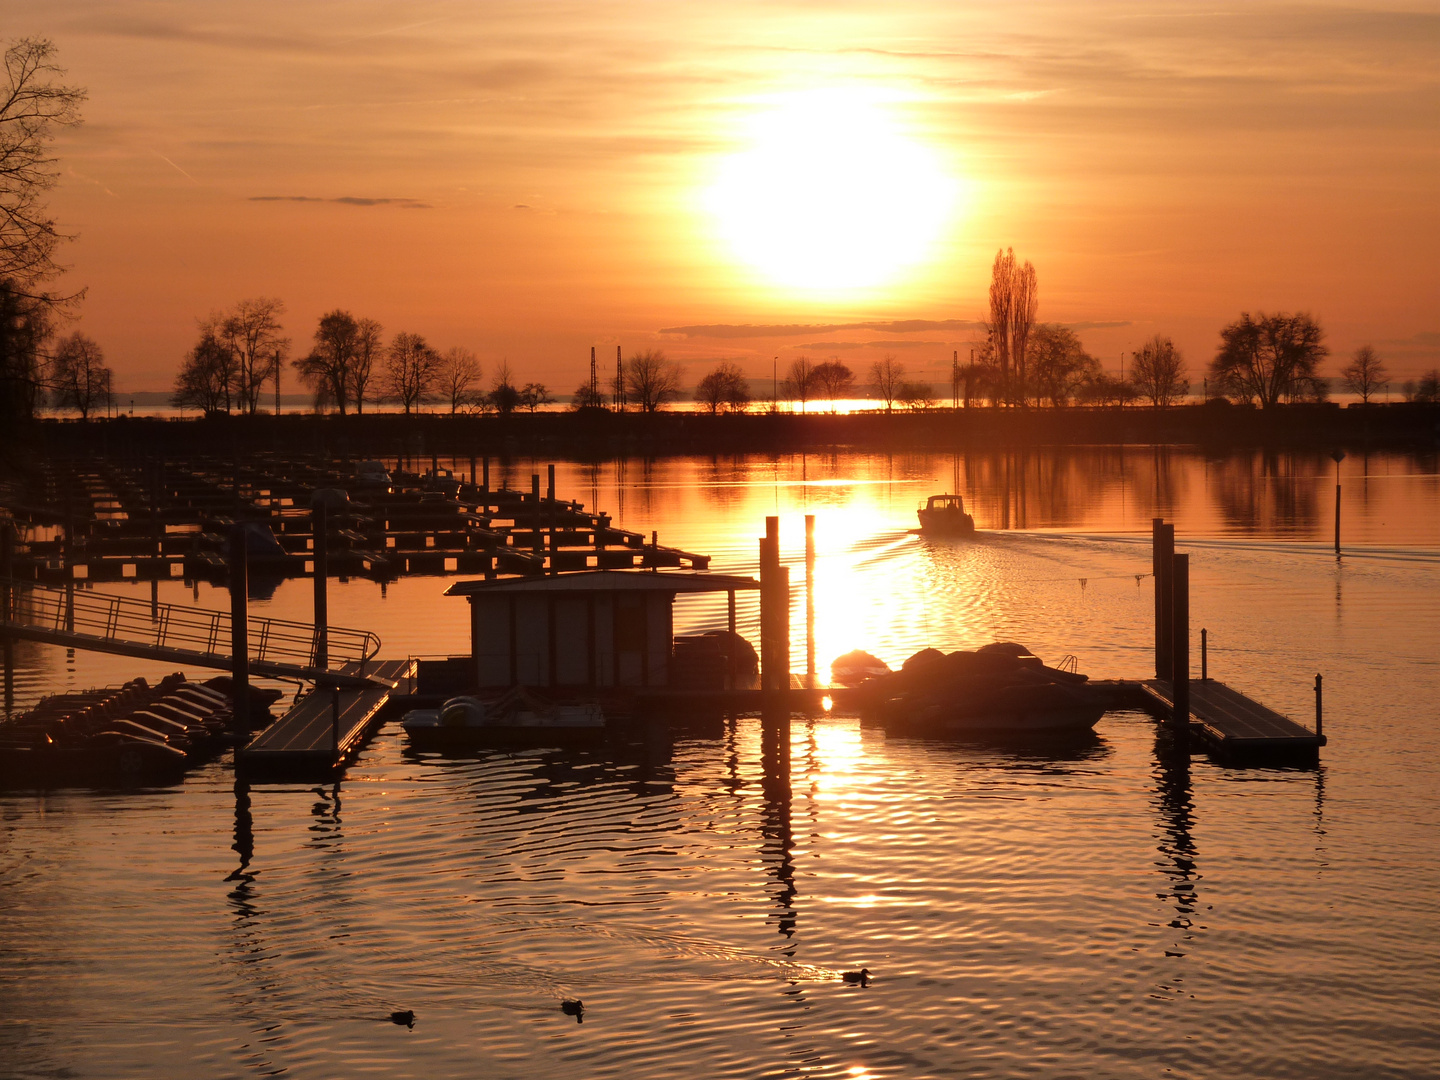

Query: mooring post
[[313, 500, 328, 670], [1153, 519, 1174, 680], [1200, 627, 1208, 681], [1332, 449, 1345, 557], [63, 495, 74, 632], [1315, 674, 1323, 738], [547, 463, 555, 502], [804, 514, 816, 689], [482, 456, 490, 499], [469, 455, 477, 487], [1171, 552, 1190, 728], [331, 683, 341, 759], [2, 524, 13, 710], [229, 524, 250, 734]]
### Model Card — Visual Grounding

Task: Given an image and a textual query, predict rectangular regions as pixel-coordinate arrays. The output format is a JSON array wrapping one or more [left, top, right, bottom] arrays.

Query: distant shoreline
[[7, 403, 1437, 463]]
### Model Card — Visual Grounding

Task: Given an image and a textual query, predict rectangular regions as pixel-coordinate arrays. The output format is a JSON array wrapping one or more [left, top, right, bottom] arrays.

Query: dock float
[[1140, 677, 1325, 763], [237, 658, 415, 780]]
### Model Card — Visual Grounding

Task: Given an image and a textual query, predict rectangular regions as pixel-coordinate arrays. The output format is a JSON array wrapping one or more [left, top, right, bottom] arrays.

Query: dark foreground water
[[2, 448, 1438, 1078]]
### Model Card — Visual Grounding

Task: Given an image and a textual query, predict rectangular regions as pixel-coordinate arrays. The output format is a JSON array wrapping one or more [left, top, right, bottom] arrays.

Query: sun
[[707, 89, 956, 293]]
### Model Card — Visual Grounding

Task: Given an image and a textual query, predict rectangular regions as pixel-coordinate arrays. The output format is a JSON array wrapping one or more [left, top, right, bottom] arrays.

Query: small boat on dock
[[402, 687, 607, 749], [917, 494, 975, 537]]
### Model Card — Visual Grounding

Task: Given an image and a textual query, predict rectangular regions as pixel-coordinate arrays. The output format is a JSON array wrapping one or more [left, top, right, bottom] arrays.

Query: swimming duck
[[561, 999, 585, 1023], [389, 1010, 416, 1027], [841, 969, 872, 987]]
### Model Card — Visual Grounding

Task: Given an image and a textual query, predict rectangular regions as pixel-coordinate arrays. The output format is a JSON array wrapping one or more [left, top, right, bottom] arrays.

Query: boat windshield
[[926, 496, 965, 511]]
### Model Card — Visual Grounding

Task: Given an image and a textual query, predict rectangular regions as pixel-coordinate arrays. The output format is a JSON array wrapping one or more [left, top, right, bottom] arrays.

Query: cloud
[[248, 195, 431, 208], [660, 319, 986, 339], [1064, 321, 1133, 330], [793, 340, 957, 351]]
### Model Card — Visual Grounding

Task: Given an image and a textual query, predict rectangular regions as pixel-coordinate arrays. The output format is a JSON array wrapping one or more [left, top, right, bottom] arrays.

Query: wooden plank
[[1141, 678, 1324, 755]]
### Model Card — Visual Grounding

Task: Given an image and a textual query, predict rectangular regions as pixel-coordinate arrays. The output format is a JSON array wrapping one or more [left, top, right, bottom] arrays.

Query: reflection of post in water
[[761, 718, 797, 943], [225, 780, 260, 923], [1152, 724, 1199, 941]]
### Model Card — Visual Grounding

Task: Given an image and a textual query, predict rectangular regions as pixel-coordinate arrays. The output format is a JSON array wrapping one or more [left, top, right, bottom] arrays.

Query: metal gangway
[[0, 579, 384, 686]]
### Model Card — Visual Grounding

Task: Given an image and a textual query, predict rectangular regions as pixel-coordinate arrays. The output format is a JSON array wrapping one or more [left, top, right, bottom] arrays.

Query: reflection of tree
[[1152, 726, 1200, 948], [1209, 451, 1321, 536], [701, 455, 747, 511]]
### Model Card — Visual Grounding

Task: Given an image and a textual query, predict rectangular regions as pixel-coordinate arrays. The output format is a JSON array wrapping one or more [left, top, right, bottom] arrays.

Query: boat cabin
[[924, 495, 967, 513], [444, 570, 760, 690]]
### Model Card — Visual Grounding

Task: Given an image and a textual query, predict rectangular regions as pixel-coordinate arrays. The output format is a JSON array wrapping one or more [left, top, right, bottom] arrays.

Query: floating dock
[[1139, 677, 1324, 763], [236, 659, 415, 780]]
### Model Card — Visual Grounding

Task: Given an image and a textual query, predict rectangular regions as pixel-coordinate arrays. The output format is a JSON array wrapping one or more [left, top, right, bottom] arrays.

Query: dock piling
[[1315, 674, 1323, 739], [482, 456, 490, 497], [1171, 552, 1190, 728], [1153, 519, 1174, 679], [1200, 627, 1208, 681], [229, 525, 250, 733], [804, 514, 815, 688], [547, 464, 555, 502], [2, 524, 13, 710], [313, 501, 328, 670]]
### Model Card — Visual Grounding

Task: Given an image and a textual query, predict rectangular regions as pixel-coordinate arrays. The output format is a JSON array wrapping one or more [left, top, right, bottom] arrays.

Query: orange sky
[[11, 1, 1440, 393]]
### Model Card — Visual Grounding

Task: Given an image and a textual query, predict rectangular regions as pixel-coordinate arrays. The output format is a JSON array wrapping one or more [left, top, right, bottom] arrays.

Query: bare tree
[[172, 319, 237, 413], [351, 317, 383, 413], [47, 330, 110, 418], [1211, 312, 1328, 408], [0, 39, 85, 426], [986, 248, 1038, 404], [1029, 324, 1100, 406], [623, 349, 683, 412], [1, 39, 86, 295], [780, 356, 816, 412], [519, 382, 554, 412], [695, 360, 751, 414], [1413, 370, 1440, 403], [571, 381, 607, 409], [1130, 334, 1190, 407], [436, 346, 481, 413], [488, 360, 520, 415], [293, 310, 359, 414], [812, 359, 855, 412], [869, 355, 904, 412], [1340, 345, 1387, 403], [384, 331, 441, 414], [217, 297, 287, 414], [897, 381, 935, 410]]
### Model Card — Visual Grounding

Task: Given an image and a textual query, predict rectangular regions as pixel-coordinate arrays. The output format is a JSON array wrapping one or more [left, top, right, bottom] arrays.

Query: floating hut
[[444, 570, 759, 690]]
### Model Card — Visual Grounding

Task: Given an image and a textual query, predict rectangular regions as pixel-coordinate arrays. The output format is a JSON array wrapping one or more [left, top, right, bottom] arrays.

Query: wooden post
[[331, 683, 341, 758], [1153, 519, 1174, 679], [1200, 627, 1208, 681], [1334, 482, 1342, 556], [2, 524, 12, 710], [547, 463, 555, 502], [229, 525, 250, 733], [313, 501, 328, 670], [1171, 553, 1190, 728], [470, 455, 477, 487], [482, 456, 490, 499], [804, 514, 815, 688], [1315, 674, 1323, 738]]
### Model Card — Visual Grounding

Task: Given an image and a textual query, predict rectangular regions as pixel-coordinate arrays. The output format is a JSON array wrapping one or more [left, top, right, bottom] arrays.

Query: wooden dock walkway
[[1141, 678, 1324, 762], [237, 659, 415, 780]]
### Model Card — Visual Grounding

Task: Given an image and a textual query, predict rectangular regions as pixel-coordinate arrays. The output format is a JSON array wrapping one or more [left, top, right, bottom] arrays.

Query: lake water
[[3, 447, 1438, 1078]]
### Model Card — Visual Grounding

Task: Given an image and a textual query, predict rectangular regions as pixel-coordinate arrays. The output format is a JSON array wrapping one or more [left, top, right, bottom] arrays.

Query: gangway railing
[[0, 579, 381, 681]]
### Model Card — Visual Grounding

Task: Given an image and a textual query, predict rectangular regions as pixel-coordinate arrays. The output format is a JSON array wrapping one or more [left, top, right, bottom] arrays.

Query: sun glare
[[708, 90, 955, 293]]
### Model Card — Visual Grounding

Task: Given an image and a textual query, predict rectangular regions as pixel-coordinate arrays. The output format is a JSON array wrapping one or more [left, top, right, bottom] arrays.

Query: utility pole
[[590, 345, 597, 405], [615, 345, 623, 411]]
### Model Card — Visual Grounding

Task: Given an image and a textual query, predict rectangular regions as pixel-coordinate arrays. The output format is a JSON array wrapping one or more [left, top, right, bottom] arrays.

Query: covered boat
[[917, 494, 975, 537], [855, 642, 1107, 737]]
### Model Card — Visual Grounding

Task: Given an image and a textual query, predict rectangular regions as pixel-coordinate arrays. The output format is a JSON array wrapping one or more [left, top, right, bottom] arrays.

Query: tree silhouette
[[47, 330, 110, 418], [812, 359, 855, 412], [780, 356, 816, 412], [695, 360, 750, 414], [623, 350, 683, 412], [1211, 312, 1327, 407], [383, 331, 441, 414], [1131, 334, 1189, 407], [1340, 345, 1387, 403], [293, 310, 359, 413], [869, 355, 904, 412]]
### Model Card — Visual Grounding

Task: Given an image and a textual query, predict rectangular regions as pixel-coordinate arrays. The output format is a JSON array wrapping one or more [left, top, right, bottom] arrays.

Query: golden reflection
[[707, 88, 956, 293]]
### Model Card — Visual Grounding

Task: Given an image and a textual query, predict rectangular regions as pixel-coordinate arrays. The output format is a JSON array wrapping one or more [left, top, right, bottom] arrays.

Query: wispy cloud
[[248, 195, 432, 208]]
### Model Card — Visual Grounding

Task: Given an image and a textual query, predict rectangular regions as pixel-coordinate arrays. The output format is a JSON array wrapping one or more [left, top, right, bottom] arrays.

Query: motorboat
[[402, 687, 606, 749], [856, 642, 1107, 737], [917, 494, 975, 537]]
